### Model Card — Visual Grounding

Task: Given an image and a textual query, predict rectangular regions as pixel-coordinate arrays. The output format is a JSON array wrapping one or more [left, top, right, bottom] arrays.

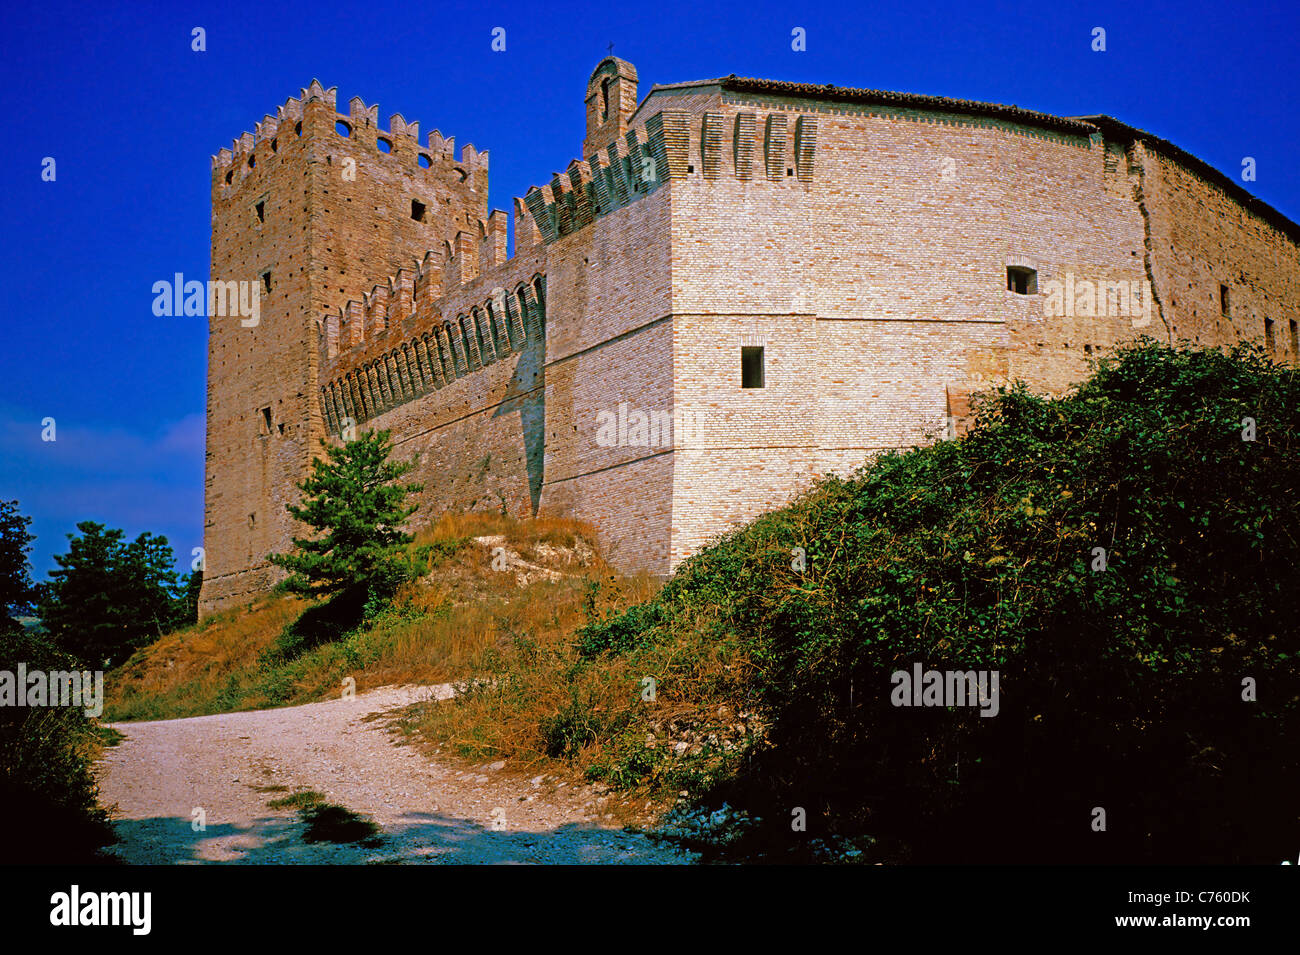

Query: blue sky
[[0, 0, 1296, 581]]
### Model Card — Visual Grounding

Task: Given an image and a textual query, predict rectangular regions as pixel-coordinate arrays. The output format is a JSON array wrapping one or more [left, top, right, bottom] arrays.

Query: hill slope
[[414, 340, 1300, 862]]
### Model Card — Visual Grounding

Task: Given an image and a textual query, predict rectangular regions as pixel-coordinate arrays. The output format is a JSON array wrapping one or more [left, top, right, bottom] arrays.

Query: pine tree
[[0, 500, 36, 637], [269, 429, 423, 610]]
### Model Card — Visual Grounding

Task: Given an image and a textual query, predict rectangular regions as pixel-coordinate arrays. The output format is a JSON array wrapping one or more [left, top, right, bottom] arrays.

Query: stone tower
[[202, 81, 488, 612]]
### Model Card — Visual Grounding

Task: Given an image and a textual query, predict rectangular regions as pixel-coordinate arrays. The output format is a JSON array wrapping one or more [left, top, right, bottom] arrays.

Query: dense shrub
[[581, 341, 1300, 862], [0, 629, 116, 863]]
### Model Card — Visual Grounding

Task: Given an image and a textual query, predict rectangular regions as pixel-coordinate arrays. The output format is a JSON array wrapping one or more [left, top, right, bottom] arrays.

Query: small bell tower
[[584, 57, 639, 158]]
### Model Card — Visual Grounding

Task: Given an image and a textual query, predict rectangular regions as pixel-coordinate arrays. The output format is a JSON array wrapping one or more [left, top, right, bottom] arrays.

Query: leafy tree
[[174, 568, 202, 626], [0, 500, 36, 635], [36, 522, 183, 667], [269, 429, 423, 613]]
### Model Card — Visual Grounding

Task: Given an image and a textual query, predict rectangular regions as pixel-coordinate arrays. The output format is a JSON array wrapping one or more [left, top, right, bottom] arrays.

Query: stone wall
[[201, 67, 1300, 616]]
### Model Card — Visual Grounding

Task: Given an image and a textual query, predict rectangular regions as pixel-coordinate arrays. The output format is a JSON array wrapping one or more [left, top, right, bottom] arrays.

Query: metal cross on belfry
[[607, 42, 615, 55]]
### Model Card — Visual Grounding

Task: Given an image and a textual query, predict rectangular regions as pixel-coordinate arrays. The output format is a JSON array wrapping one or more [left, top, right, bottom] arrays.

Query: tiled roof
[[1073, 114, 1300, 245], [715, 75, 1097, 135]]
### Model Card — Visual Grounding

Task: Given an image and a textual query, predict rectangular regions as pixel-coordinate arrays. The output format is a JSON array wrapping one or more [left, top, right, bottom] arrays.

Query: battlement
[[333, 91, 488, 177], [212, 79, 333, 171], [317, 200, 534, 362], [522, 113, 672, 244], [315, 187, 550, 434], [317, 249, 546, 436], [521, 106, 820, 244], [210, 80, 488, 199]]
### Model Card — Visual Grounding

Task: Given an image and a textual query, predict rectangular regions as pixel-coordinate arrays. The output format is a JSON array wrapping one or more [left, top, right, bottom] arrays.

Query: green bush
[[576, 601, 665, 658], [0, 629, 116, 863], [584, 341, 1300, 862]]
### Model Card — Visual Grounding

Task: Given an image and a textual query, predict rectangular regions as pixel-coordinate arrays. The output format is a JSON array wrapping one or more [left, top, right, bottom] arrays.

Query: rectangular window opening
[[1220, 284, 1231, 316], [1265, 317, 1276, 355], [261, 271, 272, 294], [1007, 266, 1037, 295], [411, 199, 427, 222], [1289, 319, 1298, 358], [260, 406, 272, 434], [741, 346, 765, 389]]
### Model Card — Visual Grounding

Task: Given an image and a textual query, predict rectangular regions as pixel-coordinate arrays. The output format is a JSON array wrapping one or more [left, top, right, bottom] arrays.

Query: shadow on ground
[[102, 811, 689, 865]]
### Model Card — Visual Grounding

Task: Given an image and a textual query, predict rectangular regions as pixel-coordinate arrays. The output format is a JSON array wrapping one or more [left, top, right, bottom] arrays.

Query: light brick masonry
[[199, 59, 1300, 618]]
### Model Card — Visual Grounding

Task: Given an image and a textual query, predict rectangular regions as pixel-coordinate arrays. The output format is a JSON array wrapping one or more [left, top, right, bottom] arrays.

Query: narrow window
[[1289, 319, 1298, 358], [270, 138, 277, 152], [1220, 284, 1231, 316], [247, 154, 255, 168], [741, 346, 765, 388], [261, 271, 272, 294], [1007, 266, 1037, 295], [600, 77, 611, 121], [259, 406, 272, 434], [225, 169, 233, 184], [255, 200, 265, 223], [294, 121, 302, 137], [1265, 317, 1276, 356], [411, 199, 427, 222]]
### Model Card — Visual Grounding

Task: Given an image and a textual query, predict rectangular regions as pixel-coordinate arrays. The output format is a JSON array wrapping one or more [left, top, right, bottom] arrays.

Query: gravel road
[[95, 685, 696, 864]]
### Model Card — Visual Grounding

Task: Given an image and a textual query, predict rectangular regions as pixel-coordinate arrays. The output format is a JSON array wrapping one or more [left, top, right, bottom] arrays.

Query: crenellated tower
[[201, 81, 488, 614]]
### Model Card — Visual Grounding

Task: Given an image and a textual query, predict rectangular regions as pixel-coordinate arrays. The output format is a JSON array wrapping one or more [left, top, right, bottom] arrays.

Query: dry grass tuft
[[107, 594, 308, 720]]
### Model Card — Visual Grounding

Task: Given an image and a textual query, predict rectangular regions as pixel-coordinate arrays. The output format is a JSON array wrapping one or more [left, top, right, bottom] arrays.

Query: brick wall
[[201, 84, 489, 615], [201, 70, 1300, 616]]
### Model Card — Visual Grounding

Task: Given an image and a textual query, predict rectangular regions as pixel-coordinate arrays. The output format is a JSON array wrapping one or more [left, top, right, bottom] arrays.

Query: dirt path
[[95, 685, 696, 864]]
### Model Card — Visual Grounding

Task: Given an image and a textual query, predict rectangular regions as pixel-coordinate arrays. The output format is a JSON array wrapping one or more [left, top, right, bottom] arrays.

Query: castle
[[199, 57, 1300, 617]]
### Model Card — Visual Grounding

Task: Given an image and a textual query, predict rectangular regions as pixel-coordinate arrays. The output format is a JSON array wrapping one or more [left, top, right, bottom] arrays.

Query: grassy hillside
[[408, 340, 1300, 862], [105, 513, 656, 722]]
